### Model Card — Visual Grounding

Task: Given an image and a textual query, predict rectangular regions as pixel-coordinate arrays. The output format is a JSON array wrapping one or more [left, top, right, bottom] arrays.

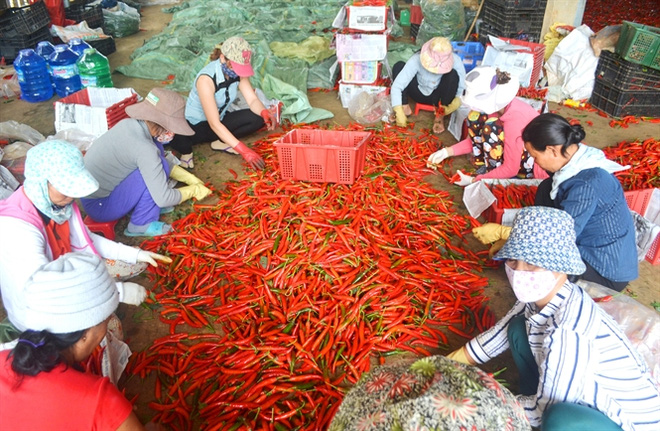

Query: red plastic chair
[[414, 102, 436, 115], [83, 215, 117, 240]]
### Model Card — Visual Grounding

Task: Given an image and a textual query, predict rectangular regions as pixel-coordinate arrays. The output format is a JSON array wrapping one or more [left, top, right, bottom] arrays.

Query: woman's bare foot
[[403, 104, 412, 116], [433, 115, 445, 134]]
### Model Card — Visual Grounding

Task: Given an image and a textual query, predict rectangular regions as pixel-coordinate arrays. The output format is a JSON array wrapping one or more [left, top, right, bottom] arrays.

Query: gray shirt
[[391, 52, 466, 107], [84, 119, 181, 207]]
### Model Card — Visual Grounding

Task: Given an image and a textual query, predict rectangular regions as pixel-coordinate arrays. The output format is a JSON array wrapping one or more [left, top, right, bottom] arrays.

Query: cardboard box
[[335, 33, 388, 62], [54, 87, 138, 138], [338, 81, 389, 109], [332, 5, 394, 33]]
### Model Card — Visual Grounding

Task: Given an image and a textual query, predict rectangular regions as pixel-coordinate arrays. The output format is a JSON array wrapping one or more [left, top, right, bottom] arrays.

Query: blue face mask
[[221, 61, 239, 79]]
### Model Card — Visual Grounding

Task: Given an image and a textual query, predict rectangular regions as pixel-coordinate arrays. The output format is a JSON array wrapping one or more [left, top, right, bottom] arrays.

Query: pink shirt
[[451, 99, 549, 181]]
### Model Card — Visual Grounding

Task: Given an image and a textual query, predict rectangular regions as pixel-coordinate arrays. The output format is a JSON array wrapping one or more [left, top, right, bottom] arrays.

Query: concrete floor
[[1, 3, 658, 427]]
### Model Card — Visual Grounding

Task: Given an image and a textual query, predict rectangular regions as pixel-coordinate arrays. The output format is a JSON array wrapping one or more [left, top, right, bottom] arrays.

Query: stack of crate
[[0, 0, 53, 63], [65, 0, 105, 32], [590, 50, 660, 118], [479, 0, 547, 44], [335, 1, 392, 108], [590, 21, 660, 118]]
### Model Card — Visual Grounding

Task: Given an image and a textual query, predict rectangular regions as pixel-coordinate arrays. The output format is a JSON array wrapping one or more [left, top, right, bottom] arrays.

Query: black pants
[[391, 61, 459, 108], [535, 178, 629, 292], [168, 108, 264, 155]]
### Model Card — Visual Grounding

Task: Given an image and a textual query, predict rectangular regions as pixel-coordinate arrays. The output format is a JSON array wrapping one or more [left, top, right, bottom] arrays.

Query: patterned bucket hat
[[220, 36, 254, 77], [494, 206, 586, 275]]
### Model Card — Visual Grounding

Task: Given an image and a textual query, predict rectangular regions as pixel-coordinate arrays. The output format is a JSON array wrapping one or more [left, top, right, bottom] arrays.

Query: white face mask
[[505, 264, 558, 303]]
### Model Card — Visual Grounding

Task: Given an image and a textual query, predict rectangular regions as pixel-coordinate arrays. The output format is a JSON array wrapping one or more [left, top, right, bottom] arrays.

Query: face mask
[[221, 62, 239, 79], [156, 131, 174, 143], [505, 264, 558, 303]]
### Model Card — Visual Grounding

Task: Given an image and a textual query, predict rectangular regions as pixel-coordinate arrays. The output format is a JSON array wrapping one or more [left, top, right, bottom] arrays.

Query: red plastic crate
[[58, 88, 138, 129], [625, 188, 660, 265], [491, 37, 545, 87], [273, 129, 370, 184]]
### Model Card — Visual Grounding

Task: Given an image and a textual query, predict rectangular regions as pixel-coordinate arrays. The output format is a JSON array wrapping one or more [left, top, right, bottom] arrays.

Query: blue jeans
[[507, 315, 622, 430]]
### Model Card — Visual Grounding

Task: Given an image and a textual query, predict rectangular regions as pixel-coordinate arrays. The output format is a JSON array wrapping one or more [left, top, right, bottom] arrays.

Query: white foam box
[[54, 87, 138, 138]]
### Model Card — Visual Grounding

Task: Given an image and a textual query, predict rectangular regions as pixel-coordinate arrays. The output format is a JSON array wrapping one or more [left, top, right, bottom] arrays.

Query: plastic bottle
[[49, 44, 82, 98], [35, 41, 56, 89], [77, 48, 113, 88], [400, 9, 411, 26], [68, 38, 93, 57], [13, 49, 54, 103]]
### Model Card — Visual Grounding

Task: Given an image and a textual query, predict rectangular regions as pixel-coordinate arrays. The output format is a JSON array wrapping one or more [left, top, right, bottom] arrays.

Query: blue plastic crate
[[451, 41, 485, 72]]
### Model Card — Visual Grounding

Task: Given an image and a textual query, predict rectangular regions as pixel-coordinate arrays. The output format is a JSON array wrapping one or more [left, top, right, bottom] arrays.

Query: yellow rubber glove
[[170, 165, 204, 186], [472, 223, 512, 244], [442, 97, 462, 115], [192, 184, 212, 201], [489, 238, 508, 259], [177, 185, 197, 204], [446, 346, 474, 365], [393, 105, 407, 127]]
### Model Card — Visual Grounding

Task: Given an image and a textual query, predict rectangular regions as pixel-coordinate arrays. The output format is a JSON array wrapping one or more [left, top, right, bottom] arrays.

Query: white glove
[[137, 250, 173, 267], [455, 170, 474, 187], [427, 148, 452, 167], [117, 282, 147, 306]]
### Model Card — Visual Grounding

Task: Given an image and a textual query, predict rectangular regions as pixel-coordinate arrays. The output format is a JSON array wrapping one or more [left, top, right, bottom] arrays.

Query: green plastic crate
[[615, 21, 660, 71]]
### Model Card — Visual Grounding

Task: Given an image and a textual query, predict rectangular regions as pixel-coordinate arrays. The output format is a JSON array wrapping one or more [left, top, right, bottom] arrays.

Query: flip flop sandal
[[160, 206, 174, 214], [123, 221, 171, 237], [180, 155, 194, 169], [211, 140, 239, 155]]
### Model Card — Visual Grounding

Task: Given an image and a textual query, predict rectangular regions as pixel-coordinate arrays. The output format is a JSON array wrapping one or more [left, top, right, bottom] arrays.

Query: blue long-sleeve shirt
[[554, 168, 638, 282], [390, 52, 466, 107], [466, 281, 660, 430]]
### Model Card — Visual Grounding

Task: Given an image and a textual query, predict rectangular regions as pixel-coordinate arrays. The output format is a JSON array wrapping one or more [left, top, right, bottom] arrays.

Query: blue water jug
[[13, 49, 54, 103], [49, 44, 82, 98], [35, 41, 56, 88], [68, 38, 92, 57]]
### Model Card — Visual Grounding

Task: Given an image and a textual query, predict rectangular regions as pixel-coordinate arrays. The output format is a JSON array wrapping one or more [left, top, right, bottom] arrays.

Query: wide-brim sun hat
[[22, 252, 119, 334], [25, 140, 99, 198], [420, 37, 454, 74], [125, 88, 195, 136], [460, 66, 520, 115], [220, 36, 254, 77], [494, 206, 586, 275]]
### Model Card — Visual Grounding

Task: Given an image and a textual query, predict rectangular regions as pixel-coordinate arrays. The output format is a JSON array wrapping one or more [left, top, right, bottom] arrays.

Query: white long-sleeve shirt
[[466, 281, 660, 430], [0, 196, 140, 332]]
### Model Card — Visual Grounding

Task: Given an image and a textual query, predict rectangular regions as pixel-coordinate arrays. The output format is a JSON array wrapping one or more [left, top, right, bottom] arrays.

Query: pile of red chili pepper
[[489, 184, 538, 210], [603, 138, 660, 190], [126, 123, 494, 430], [583, 0, 659, 32]]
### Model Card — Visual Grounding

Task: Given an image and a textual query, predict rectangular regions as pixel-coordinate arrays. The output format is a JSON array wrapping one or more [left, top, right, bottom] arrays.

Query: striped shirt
[[466, 281, 660, 430]]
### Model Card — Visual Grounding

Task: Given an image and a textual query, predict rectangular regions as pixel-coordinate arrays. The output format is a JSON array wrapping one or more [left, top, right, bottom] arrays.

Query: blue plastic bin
[[451, 41, 485, 73]]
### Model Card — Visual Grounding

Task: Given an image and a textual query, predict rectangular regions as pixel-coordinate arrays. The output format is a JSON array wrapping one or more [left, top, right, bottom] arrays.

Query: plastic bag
[[0, 121, 45, 145], [590, 25, 621, 58], [103, 2, 140, 38], [417, 0, 466, 45], [0, 66, 20, 99], [348, 91, 392, 125], [46, 128, 97, 154], [49, 21, 107, 43], [544, 25, 598, 102], [579, 280, 660, 387]]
